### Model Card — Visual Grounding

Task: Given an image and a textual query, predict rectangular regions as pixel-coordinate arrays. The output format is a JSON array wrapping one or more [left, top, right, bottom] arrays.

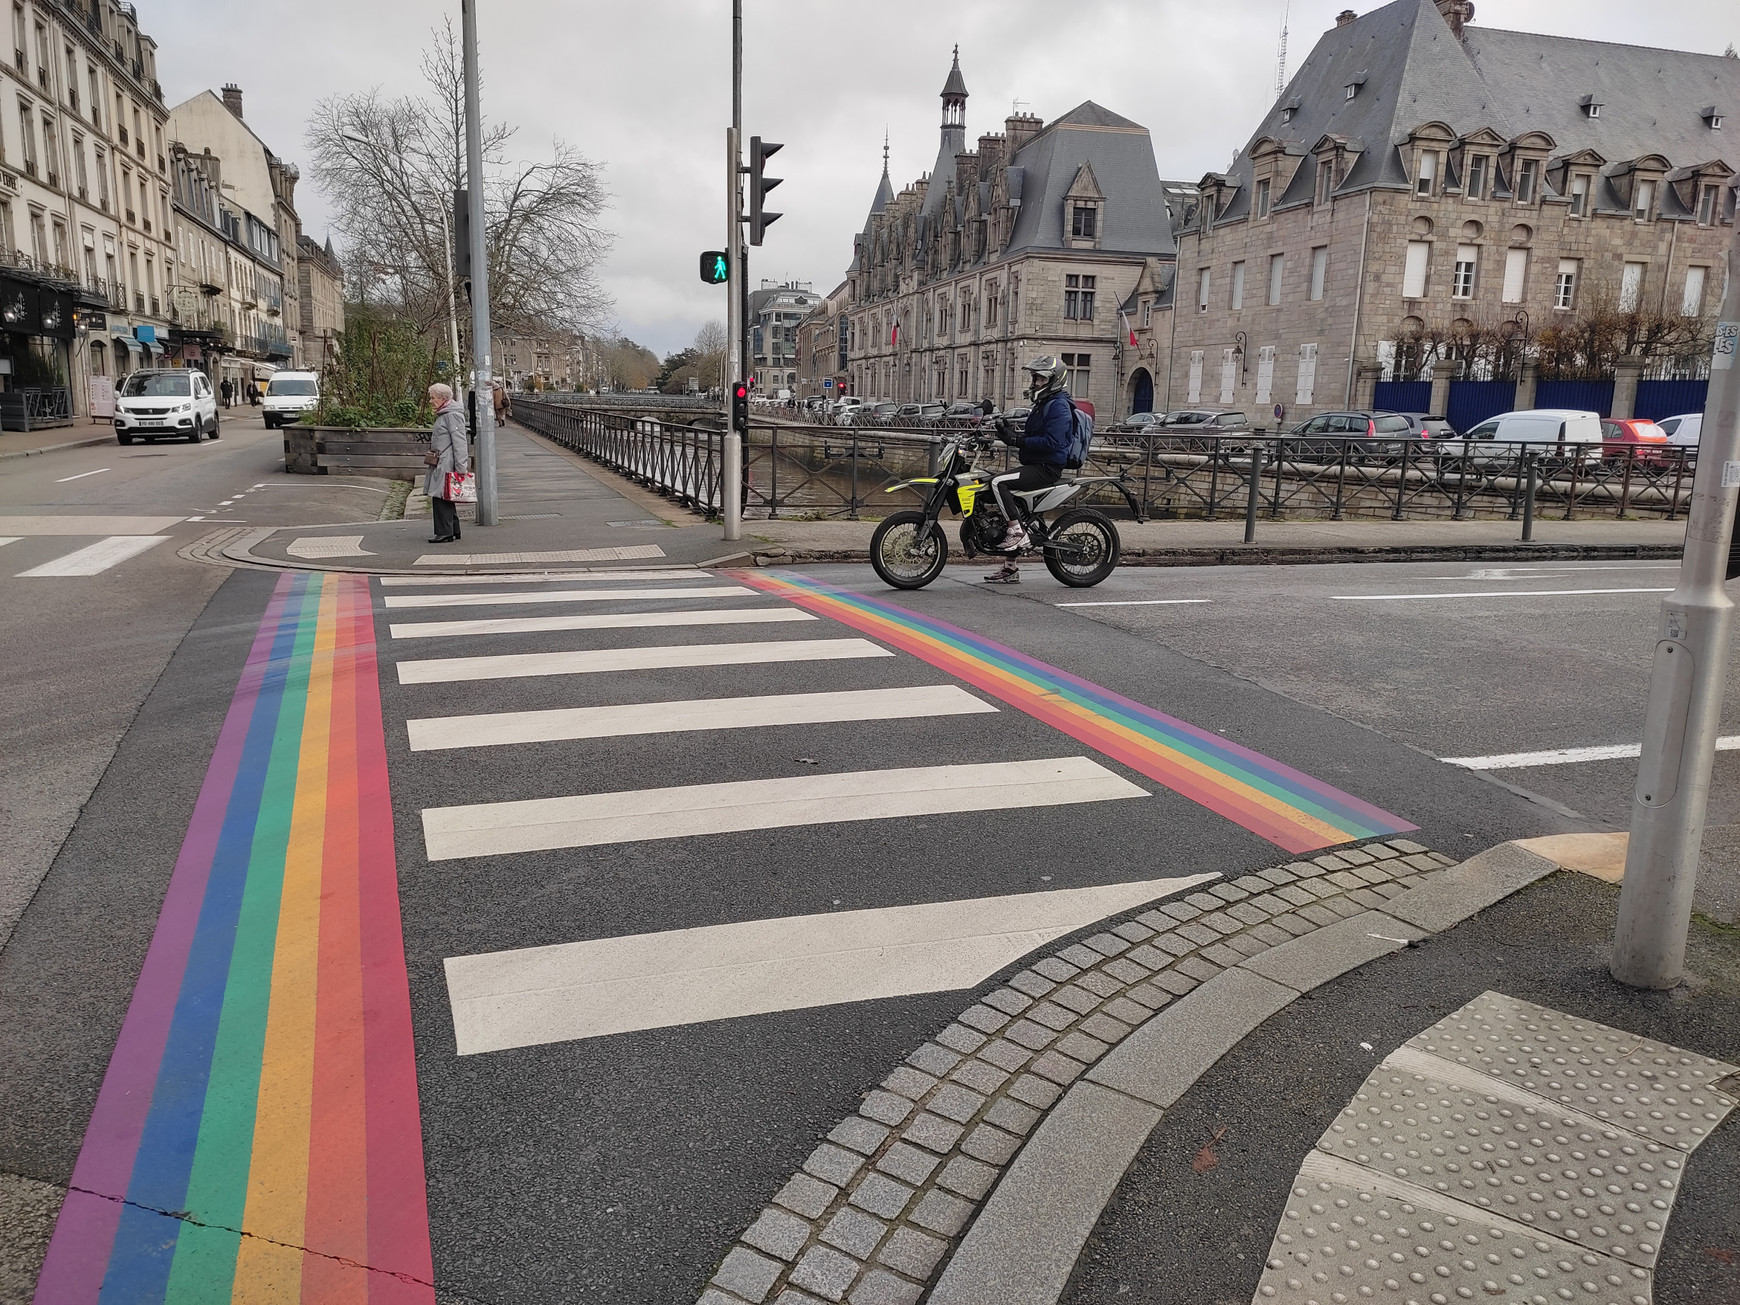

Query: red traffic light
[[734, 383, 749, 399]]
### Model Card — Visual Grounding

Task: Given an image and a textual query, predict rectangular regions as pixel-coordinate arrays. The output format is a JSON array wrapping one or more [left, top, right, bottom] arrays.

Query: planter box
[[284, 424, 429, 476]]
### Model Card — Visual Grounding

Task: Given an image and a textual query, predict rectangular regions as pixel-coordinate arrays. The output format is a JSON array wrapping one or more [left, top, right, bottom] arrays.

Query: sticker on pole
[[1716, 320, 1739, 371], [1724, 460, 1740, 488]]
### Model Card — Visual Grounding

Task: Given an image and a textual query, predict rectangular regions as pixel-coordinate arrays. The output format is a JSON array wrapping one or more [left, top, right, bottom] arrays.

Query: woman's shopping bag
[[445, 471, 478, 503]]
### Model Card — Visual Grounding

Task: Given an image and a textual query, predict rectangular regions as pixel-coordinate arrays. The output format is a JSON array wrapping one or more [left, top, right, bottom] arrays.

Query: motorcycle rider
[[984, 355, 1074, 584]]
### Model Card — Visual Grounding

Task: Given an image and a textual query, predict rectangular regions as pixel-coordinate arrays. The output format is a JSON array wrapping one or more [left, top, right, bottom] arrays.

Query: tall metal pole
[[461, 0, 498, 525], [438, 204, 463, 380], [1611, 196, 1740, 988], [721, 0, 744, 541]]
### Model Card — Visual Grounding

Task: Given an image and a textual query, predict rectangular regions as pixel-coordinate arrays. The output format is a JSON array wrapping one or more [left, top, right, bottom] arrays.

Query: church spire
[[940, 44, 968, 129], [868, 133, 894, 217], [923, 47, 969, 219]]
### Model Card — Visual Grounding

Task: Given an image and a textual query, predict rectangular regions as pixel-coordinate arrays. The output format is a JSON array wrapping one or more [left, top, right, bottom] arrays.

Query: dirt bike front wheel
[[1043, 508, 1121, 587], [871, 510, 949, 589]]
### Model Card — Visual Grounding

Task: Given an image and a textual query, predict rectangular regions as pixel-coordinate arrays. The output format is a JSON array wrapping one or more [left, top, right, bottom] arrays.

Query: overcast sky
[[145, 0, 1736, 359]]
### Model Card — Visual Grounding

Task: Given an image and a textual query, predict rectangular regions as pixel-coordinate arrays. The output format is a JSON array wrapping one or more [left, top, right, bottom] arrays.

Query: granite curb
[[740, 542, 1684, 569], [0, 432, 114, 460], [695, 838, 1573, 1305]]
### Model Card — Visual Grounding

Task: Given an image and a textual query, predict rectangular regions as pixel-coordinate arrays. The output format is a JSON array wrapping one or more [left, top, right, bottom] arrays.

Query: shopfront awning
[[142, 340, 164, 363], [111, 333, 142, 363]]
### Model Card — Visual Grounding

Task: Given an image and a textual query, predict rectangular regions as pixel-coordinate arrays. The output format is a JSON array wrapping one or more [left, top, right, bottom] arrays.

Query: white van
[[1658, 412, 1702, 446], [262, 371, 320, 429], [1460, 409, 1603, 448]]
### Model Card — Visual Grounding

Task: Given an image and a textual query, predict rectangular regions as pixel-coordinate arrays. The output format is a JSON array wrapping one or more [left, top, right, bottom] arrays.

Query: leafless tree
[[306, 19, 613, 354]]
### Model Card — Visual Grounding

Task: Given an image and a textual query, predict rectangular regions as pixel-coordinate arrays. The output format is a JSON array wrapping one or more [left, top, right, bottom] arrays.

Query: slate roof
[[1003, 102, 1175, 257], [1219, 0, 1740, 216]]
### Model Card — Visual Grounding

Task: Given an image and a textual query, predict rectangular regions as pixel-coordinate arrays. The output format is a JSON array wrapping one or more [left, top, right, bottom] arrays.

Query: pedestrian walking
[[492, 379, 509, 427], [220, 378, 232, 408], [425, 382, 469, 544]]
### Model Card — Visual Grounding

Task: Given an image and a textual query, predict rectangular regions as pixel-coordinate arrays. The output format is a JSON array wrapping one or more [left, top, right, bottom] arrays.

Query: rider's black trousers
[[992, 462, 1062, 523]]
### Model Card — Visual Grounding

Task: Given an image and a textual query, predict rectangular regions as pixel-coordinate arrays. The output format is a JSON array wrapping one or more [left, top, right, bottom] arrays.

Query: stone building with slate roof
[[843, 50, 1186, 417], [1151, 0, 1739, 429]]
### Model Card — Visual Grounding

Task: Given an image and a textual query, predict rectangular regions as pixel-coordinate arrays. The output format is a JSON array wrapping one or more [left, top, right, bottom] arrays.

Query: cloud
[[142, 0, 1736, 357]]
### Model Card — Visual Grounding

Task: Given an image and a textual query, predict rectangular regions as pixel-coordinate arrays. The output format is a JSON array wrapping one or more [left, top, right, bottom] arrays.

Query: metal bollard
[[1521, 452, 1539, 542], [1244, 444, 1264, 544]]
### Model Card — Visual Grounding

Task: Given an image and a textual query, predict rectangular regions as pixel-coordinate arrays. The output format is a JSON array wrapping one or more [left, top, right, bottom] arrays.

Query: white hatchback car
[[262, 370, 321, 429], [114, 369, 220, 443], [1657, 413, 1702, 446]]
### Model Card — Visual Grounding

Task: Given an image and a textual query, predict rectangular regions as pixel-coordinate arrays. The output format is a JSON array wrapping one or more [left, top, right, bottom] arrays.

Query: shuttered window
[[1403, 242, 1430, 298], [1501, 248, 1527, 304]]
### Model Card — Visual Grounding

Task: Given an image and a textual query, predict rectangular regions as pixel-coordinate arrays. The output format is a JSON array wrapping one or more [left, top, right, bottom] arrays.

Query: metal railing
[[514, 400, 1698, 524]]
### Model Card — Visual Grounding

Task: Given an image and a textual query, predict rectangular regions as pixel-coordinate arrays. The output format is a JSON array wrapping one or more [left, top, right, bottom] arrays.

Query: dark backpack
[[1065, 401, 1094, 470]]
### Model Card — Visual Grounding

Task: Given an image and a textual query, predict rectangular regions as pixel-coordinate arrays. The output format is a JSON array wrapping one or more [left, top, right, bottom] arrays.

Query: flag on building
[[1121, 311, 1138, 348], [891, 314, 900, 346]]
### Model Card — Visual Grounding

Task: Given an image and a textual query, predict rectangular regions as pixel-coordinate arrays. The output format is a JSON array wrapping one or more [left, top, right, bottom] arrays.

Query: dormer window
[[1415, 150, 1439, 196], [1345, 71, 1367, 100], [1466, 154, 1489, 199], [1701, 106, 1724, 130], [1516, 158, 1538, 204], [1579, 95, 1602, 119], [1570, 174, 1590, 216], [1255, 177, 1271, 218], [1634, 178, 1655, 221], [1345, 84, 1357, 101], [1316, 158, 1334, 205], [1071, 205, 1097, 239], [1698, 183, 1720, 226], [1280, 97, 1300, 126]]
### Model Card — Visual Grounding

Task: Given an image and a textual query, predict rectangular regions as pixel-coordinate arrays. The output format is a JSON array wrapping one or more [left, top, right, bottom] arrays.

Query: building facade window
[[1554, 258, 1579, 310], [1229, 261, 1245, 310], [18, 102, 34, 174], [1197, 267, 1210, 313], [1255, 178, 1271, 218], [1633, 179, 1655, 220], [1316, 160, 1333, 205], [1501, 247, 1527, 303], [1619, 261, 1645, 312], [1570, 174, 1589, 216], [1516, 158, 1538, 203], [1064, 273, 1095, 320], [1061, 351, 1091, 396], [1071, 205, 1097, 239], [1698, 184, 1720, 226], [1466, 155, 1488, 199], [1683, 266, 1707, 317], [1267, 253, 1284, 305], [1415, 150, 1438, 196], [1452, 245, 1477, 299], [1309, 246, 1328, 301], [1402, 241, 1430, 298]]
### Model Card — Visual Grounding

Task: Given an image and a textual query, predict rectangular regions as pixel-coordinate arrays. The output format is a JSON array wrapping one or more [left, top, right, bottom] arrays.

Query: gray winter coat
[[425, 403, 470, 498]]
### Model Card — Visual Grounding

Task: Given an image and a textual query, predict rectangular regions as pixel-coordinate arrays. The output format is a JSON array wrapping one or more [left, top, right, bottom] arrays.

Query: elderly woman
[[425, 382, 470, 543]]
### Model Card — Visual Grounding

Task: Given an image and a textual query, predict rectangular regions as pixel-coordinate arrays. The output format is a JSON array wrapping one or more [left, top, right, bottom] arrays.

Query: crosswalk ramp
[[374, 567, 1411, 1059]]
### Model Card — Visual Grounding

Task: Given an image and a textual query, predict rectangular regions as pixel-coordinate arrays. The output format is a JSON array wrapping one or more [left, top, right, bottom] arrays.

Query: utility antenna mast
[[1275, 0, 1290, 98]]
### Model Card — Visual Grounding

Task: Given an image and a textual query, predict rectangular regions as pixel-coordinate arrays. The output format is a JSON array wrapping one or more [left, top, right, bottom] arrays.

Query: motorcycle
[[869, 428, 1141, 590]]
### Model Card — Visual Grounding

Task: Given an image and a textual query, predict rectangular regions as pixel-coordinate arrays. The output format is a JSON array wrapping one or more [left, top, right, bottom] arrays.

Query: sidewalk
[[700, 836, 1740, 1305], [226, 420, 746, 573], [0, 425, 113, 461]]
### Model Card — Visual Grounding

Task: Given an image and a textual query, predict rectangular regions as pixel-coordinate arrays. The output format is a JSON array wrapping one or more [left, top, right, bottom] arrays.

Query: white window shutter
[[1295, 343, 1318, 405], [1187, 350, 1203, 403], [1220, 348, 1237, 404], [1403, 242, 1430, 298], [1255, 346, 1276, 405], [1376, 340, 1396, 382], [1501, 248, 1527, 304]]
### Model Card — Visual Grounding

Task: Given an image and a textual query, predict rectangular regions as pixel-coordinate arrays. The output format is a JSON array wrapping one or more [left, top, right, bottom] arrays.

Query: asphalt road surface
[[4, 498, 1732, 1302]]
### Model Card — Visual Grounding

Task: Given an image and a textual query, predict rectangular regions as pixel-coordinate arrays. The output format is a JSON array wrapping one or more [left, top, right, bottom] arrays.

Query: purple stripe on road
[[33, 574, 295, 1302]]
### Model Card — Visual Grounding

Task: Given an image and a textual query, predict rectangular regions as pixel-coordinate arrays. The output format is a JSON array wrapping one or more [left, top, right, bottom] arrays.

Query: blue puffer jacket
[[1020, 391, 1074, 468]]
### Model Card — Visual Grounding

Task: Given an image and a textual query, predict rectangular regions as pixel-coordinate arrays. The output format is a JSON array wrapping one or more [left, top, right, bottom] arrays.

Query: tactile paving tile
[[1253, 1152, 1652, 1305], [1406, 992, 1739, 1151], [1318, 1046, 1681, 1267]]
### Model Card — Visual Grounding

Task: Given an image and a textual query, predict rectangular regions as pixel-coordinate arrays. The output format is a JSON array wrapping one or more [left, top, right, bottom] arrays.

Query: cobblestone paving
[[698, 839, 1454, 1305]]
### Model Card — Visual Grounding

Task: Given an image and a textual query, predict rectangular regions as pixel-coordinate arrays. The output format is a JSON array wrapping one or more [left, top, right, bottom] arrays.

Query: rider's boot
[[998, 520, 1029, 553], [983, 560, 1021, 584]]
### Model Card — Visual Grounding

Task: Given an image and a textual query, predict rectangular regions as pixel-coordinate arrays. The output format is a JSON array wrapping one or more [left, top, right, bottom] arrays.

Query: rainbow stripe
[[735, 571, 1415, 853], [36, 573, 433, 1304]]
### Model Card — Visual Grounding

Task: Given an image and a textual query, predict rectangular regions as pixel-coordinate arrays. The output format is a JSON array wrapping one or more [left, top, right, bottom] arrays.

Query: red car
[[1598, 418, 1670, 463]]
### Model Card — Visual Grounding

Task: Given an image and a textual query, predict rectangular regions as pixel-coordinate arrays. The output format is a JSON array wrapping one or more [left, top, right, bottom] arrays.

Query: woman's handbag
[[424, 449, 440, 466], [445, 471, 478, 503]]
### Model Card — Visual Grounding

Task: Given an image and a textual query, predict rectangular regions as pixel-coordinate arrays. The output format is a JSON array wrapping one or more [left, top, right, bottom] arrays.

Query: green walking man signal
[[700, 250, 730, 284]]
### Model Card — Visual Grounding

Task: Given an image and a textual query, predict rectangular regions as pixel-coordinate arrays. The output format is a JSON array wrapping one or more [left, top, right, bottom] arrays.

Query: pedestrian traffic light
[[732, 381, 750, 433], [749, 137, 783, 246], [700, 250, 729, 284]]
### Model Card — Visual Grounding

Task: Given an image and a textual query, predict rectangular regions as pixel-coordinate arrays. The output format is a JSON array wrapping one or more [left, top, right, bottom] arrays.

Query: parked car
[[916, 402, 949, 425], [1159, 409, 1250, 431], [940, 400, 984, 425], [1284, 411, 1414, 457], [1398, 412, 1458, 439], [1598, 417, 1671, 463], [864, 401, 900, 425], [891, 403, 925, 425], [262, 370, 320, 429], [114, 369, 221, 444], [832, 396, 865, 426], [1109, 411, 1165, 434], [1452, 409, 1603, 459], [1657, 412, 1702, 446]]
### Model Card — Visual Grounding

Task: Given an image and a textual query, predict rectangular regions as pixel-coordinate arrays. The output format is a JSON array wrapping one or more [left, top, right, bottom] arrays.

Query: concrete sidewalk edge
[[695, 837, 1582, 1305], [0, 433, 114, 461], [744, 541, 1684, 569]]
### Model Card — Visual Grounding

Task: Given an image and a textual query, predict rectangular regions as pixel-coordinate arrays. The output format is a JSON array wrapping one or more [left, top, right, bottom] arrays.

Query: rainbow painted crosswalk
[[34, 573, 433, 1304], [734, 571, 1416, 853]]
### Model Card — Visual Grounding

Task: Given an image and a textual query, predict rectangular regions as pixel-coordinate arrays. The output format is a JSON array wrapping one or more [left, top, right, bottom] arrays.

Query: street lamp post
[[461, 0, 498, 526], [1611, 190, 1740, 988]]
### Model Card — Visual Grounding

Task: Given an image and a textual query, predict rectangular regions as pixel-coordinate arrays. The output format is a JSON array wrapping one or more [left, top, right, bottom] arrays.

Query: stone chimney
[[1335, 9, 1357, 26], [1004, 113, 1043, 157], [221, 84, 243, 120], [1434, 0, 1473, 36], [977, 133, 1005, 174]]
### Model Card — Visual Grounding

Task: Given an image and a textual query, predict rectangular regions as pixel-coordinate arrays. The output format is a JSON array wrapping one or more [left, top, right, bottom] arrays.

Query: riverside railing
[[513, 400, 1696, 524]]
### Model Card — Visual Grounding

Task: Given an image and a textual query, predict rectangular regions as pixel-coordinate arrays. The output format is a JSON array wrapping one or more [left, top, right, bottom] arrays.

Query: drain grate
[[501, 513, 562, 520]]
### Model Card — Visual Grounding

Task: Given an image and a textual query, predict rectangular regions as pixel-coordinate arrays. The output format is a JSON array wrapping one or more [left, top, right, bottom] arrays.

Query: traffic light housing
[[453, 188, 471, 291], [699, 250, 729, 284], [732, 381, 749, 434], [749, 137, 783, 246]]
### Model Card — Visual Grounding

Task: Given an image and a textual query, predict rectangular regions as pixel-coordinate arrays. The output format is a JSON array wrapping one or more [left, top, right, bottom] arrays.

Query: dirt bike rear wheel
[[1043, 508, 1120, 587]]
